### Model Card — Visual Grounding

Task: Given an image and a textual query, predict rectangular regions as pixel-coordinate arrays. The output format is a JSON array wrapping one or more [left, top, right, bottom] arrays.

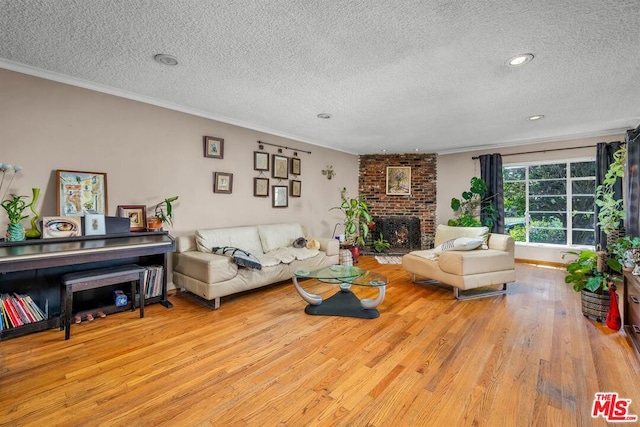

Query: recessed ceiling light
[[317, 113, 332, 119], [506, 53, 534, 67], [381, 149, 387, 153], [527, 114, 545, 121], [154, 54, 178, 66], [414, 148, 420, 152]]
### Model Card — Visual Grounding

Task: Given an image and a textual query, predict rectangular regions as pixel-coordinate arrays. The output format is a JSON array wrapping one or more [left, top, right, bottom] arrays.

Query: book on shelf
[[144, 265, 164, 299], [0, 293, 48, 329]]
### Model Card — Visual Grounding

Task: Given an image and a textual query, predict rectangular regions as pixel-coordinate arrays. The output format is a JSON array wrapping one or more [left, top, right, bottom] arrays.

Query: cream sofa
[[173, 223, 339, 309], [402, 225, 516, 300]]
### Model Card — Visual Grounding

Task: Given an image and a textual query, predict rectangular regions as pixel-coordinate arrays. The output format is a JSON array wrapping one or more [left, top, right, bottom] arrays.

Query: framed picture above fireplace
[[386, 166, 411, 195]]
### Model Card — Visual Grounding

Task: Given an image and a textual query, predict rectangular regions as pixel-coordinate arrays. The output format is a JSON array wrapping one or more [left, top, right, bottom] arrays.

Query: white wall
[[0, 69, 359, 240], [437, 135, 625, 264]]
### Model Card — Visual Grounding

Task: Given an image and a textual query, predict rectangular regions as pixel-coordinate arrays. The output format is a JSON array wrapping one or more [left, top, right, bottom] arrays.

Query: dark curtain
[[595, 141, 624, 251], [479, 153, 504, 234], [626, 126, 640, 237]]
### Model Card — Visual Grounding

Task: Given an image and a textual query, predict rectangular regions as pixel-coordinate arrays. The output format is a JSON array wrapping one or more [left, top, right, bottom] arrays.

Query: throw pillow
[[433, 237, 483, 255], [212, 246, 262, 270], [306, 239, 320, 250]]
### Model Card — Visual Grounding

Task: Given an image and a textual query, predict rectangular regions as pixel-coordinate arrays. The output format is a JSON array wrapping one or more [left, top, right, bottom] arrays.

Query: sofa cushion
[[196, 226, 265, 256], [258, 223, 306, 253], [433, 237, 483, 255], [438, 249, 515, 275], [434, 224, 489, 249]]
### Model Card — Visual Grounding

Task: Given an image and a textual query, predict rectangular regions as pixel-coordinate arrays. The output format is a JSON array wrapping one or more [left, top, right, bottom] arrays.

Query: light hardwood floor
[[1, 257, 639, 426]]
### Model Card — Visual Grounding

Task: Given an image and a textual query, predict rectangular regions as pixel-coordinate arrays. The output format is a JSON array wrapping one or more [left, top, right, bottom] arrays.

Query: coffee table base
[[303, 290, 380, 319]]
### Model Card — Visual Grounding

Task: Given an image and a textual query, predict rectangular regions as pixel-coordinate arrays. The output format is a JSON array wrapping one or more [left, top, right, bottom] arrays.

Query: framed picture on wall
[[254, 151, 269, 171], [290, 157, 301, 175], [56, 170, 108, 216], [272, 154, 289, 179], [214, 172, 233, 194], [272, 185, 288, 208], [204, 136, 224, 159], [254, 177, 269, 197], [291, 180, 301, 197], [386, 166, 411, 195]]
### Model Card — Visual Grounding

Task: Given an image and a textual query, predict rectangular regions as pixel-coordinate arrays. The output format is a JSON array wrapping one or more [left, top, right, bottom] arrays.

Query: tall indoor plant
[[448, 176, 497, 228], [330, 187, 372, 246], [595, 146, 626, 243]]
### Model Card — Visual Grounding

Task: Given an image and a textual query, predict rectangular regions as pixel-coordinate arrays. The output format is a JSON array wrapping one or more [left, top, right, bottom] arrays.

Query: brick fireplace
[[359, 153, 437, 250]]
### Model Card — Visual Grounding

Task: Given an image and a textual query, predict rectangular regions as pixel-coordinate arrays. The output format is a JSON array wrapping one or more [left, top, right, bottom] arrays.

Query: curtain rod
[[257, 140, 311, 155], [471, 144, 599, 160]]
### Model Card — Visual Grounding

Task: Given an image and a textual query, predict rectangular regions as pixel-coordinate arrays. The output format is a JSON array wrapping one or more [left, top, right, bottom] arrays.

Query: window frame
[[503, 156, 596, 248]]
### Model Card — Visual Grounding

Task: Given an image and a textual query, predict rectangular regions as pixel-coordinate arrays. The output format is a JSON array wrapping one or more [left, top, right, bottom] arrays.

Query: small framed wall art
[[204, 136, 224, 159], [254, 151, 269, 171], [116, 205, 147, 232], [56, 169, 108, 216], [214, 172, 233, 194], [272, 154, 289, 180], [290, 157, 301, 175], [386, 166, 411, 195], [254, 177, 269, 197], [42, 216, 82, 239], [291, 180, 301, 197], [272, 185, 288, 208]]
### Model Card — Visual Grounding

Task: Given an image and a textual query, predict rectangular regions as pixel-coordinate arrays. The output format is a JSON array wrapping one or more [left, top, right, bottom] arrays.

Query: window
[[503, 159, 596, 246]]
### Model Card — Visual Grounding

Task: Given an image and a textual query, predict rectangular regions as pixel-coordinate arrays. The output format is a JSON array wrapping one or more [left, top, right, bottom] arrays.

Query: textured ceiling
[[1, 0, 639, 154]]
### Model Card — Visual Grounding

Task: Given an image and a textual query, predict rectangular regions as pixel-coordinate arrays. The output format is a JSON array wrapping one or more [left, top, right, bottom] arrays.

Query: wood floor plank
[[1, 257, 640, 426]]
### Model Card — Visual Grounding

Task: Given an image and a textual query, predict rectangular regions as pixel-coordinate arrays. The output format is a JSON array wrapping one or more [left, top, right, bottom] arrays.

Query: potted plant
[[607, 235, 640, 272], [1, 193, 31, 242], [563, 249, 621, 321], [147, 196, 179, 231], [448, 177, 497, 228], [330, 188, 372, 247], [372, 233, 391, 253], [595, 146, 626, 243]]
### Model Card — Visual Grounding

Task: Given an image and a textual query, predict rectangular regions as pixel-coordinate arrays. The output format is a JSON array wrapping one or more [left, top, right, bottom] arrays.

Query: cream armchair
[[402, 225, 516, 300]]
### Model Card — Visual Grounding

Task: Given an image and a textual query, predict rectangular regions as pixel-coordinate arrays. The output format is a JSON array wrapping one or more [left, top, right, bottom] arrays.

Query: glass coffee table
[[292, 265, 388, 319]]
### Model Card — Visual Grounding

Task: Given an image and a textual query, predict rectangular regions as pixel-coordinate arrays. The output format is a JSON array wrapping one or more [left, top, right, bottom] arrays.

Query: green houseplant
[[607, 235, 640, 272], [330, 188, 372, 246], [372, 233, 391, 253], [595, 146, 626, 240], [148, 196, 179, 230], [448, 177, 497, 228], [564, 249, 622, 321], [1, 194, 30, 241]]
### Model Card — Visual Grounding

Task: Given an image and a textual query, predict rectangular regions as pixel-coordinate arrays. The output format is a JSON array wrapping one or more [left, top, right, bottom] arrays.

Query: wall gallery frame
[[290, 157, 301, 175], [204, 136, 224, 159], [272, 185, 288, 208], [56, 170, 108, 216], [116, 205, 147, 232], [272, 154, 289, 179], [254, 151, 269, 171], [214, 172, 233, 193], [254, 177, 269, 197], [386, 166, 411, 195], [291, 180, 301, 197]]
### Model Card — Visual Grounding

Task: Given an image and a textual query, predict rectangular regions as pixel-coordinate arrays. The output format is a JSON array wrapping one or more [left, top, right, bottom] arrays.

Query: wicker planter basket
[[580, 289, 612, 322]]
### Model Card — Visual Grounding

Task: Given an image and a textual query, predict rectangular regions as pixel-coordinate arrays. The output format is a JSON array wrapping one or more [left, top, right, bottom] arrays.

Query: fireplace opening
[[366, 216, 420, 254]]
